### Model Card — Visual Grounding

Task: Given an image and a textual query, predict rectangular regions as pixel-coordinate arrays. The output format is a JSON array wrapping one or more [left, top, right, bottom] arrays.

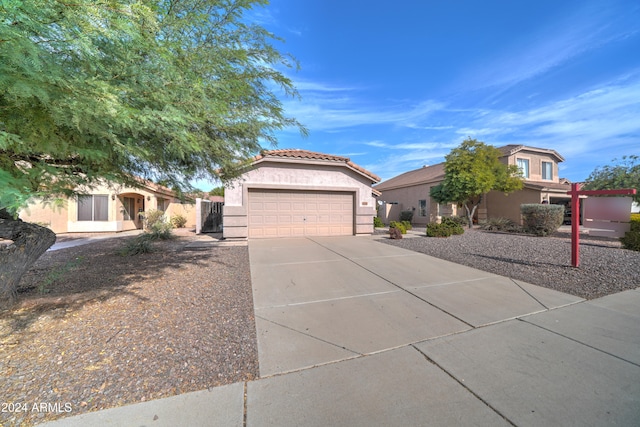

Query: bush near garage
[[520, 204, 564, 236], [373, 216, 384, 228], [621, 213, 640, 251], [389, 221, 407, 234]]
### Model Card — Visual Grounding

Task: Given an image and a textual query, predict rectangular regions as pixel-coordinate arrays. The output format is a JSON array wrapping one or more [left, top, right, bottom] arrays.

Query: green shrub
[[389, 221, 407, 234], [621, 213, 640, 251], [480, 217, 522, 233], [441, 216, 467, 228], [399, 210, 414, 222], [401, 220, 412, 231], [170, 214, 187, 228], [373, 216, 384, 228], [426, 223, 453, 237], [520, 204, 564, 236]]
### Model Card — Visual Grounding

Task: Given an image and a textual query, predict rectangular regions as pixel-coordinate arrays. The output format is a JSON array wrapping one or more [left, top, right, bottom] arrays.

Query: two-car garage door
[[248, 189, 354, 238]]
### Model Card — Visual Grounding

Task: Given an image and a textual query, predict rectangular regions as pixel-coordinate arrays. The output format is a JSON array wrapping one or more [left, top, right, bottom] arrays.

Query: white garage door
[[248, 189, 354, 238]]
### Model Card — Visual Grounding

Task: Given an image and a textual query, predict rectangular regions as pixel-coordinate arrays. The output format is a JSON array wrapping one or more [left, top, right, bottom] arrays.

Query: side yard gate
[[196, 199, 224, 233]]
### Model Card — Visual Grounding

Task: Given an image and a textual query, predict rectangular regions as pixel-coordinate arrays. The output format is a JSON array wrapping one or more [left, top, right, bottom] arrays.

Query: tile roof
[[374, 163, 446, 191], [254, 149, 381, 182], [498, 145, 565, 162]]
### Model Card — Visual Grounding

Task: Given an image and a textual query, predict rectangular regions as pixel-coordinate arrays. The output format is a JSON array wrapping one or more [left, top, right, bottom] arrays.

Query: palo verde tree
[[582, 155, 640, 203], [0, 0, 305, 306], [430, 138, 524, 228]]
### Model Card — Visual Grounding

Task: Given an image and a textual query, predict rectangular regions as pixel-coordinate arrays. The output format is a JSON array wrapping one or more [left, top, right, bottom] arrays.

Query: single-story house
[[375, 145, 572, 225], [19, 179, 196, 233], [223, 149, 381, 239]]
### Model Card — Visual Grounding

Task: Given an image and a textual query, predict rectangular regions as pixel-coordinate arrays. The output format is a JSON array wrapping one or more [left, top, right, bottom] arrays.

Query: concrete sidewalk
[[40, 236, 640, 426]]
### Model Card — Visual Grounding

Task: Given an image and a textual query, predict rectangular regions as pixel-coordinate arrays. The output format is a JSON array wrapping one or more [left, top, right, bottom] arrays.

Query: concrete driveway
[[250, 236, 582, 376], [41, 235, 640, 427], [247, 236, 640, 426]]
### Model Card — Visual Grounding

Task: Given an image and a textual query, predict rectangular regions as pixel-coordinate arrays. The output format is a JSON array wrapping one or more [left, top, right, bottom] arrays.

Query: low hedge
[[426, 221, 464, 237], [621, 213, 640, 251], [373, 216, 384, 228], [521, 204, 564, 236]]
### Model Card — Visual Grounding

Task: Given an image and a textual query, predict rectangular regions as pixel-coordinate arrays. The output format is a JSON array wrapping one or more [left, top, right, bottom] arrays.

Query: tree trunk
[[464, 195, 484, 228], [0, 209, 56, 308]]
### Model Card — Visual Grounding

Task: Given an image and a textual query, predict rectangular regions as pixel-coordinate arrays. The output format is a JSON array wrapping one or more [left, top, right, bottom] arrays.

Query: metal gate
[[199, 200, 223, 233]]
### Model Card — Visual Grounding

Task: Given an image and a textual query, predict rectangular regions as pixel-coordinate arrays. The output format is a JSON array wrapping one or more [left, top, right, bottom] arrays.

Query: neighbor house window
[[123, 197, 136, 220], [418, 199, 427, 217], [517, 158, 530, 179], [542, 161, 553, 180], [78, 195, 109, 221]]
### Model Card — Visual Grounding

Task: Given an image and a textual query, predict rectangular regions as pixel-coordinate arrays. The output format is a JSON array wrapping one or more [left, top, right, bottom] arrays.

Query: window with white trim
[[78, 195, 109, 221], [517, 158, 530, 179], [542, 161, 553, 180]]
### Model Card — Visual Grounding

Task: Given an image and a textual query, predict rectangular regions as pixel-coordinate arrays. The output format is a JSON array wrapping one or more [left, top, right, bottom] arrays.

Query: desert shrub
[[480, 217, 522, 233], [389, 221, 407, 234], [119, 234, 154, 256], [144, 209, 167, 230], [621, 214, 640, 251], [520, 204, 564, 236], [373, 216, 384, 228], [119, 225, 175, 256], [170, 214, 187, 228], [401, 220, 412, 230], [399, 210, 414, 222]]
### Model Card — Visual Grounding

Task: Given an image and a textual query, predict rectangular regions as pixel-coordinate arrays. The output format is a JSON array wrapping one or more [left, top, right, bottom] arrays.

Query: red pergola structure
[[567, 183, 637, 267]]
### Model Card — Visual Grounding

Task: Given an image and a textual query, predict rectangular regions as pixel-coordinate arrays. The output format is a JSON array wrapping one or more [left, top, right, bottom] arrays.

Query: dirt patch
[[0, 232, 257, 426]]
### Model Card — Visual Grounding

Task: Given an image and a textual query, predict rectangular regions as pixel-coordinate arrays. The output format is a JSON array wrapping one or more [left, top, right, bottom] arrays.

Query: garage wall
[[224, 161, 377, 239]]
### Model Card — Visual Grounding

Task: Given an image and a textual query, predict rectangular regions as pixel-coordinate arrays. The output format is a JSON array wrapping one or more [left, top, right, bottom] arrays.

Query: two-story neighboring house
[[375, 145, 571, 225], [481, 145, 571, 223]]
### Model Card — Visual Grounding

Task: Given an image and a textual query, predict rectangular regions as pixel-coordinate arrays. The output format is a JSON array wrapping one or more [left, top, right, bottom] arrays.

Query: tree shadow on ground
[[467, 253, 571, 269], [0, 235, 223, 337]]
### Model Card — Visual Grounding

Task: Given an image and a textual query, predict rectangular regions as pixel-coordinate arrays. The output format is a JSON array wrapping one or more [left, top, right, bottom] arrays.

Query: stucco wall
[[376, 183, 444, 225], [504, 152, 560, 183], [224, 161, 377, 238], [485, 187, 542, 223], [19, 200, 69, 233]]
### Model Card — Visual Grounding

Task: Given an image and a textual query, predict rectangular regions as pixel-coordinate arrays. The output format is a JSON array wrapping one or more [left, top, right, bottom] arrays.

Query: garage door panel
[[249, 190, 353, 238]]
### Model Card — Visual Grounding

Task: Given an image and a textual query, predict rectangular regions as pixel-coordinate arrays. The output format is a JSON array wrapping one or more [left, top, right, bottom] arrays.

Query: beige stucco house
[[223, 149, 381, 239], [375, 145, 571, 225], [19, 179, 196, 234]]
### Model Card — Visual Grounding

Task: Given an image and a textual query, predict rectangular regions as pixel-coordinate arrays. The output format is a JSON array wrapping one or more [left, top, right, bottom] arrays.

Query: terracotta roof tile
[[254, 149, 380, 182]]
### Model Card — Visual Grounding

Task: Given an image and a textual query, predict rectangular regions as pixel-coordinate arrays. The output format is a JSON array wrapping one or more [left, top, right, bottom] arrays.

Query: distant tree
[[583, 155, 640, 203], [430, 138, 524, 228], [209, 186, 225, 197], [0, 0, 305, 307]]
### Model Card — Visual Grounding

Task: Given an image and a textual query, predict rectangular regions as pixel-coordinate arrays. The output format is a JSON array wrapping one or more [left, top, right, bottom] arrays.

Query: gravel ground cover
[[380, 227, 640, 299], [0, 231, 257, 426]]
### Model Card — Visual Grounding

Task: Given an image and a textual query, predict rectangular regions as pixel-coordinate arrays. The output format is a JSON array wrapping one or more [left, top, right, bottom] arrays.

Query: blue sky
[[242, 0, 640, 185]]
